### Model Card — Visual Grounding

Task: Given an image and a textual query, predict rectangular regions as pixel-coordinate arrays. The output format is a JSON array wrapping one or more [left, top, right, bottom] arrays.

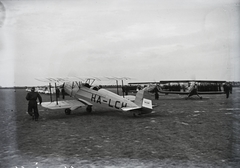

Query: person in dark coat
[[56, 87, 60, 99], [61, 87, 65, 99], [224, 83, 230, 98], [154, 86, 159, 100], [229, 83, 232, 94], [26, 87, 42, 121]]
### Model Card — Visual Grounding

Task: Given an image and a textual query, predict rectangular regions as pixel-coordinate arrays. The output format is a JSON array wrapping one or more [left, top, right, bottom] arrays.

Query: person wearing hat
[[26, 87, 42, 121]]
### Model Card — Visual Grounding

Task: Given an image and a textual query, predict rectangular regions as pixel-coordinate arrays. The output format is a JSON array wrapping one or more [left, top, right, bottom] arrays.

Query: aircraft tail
[[135, 89, 153, 111], [121, 89, 154, 115], [134, 89, 144, 107]]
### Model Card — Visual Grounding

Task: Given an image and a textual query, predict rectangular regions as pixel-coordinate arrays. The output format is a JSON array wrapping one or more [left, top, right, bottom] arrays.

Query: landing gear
[[65, 108, 71, 115], [86, 106, 92, 113], [133, 112, 141, 117]]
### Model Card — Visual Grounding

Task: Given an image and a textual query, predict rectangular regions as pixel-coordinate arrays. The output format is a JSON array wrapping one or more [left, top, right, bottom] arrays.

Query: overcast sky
[[0, 0, 239, 86]]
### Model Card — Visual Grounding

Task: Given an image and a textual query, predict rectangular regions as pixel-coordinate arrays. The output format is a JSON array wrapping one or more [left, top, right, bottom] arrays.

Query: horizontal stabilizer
[[121, 106, 141, 112]]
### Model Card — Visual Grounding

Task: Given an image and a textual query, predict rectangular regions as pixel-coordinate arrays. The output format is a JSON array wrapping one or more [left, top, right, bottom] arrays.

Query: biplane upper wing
[[41, 99, 90, 111]]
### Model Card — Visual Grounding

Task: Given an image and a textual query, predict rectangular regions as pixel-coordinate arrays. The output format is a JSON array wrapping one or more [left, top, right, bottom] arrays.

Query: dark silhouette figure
[[56, 87, 60, 98], [61, 87, 65, 99], [224, 83, 231, 98], [154, 86, 159, 100], [26, 87, 42, 121]]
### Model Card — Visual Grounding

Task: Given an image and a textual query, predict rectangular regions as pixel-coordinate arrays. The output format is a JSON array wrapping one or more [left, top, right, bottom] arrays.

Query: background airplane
[[128, 80, 228, 99]]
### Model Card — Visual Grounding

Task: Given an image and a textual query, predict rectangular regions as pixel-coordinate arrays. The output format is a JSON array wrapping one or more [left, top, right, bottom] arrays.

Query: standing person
[[224, 83, 230, 98], [61, 87, 65, 99], [229, 83, 233, 94], [26, 87, 42, 121], [154, 86, 159, 100], [56, 87, 60, 99]]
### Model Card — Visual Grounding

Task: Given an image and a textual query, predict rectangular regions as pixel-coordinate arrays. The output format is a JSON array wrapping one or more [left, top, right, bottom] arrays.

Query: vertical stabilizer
[[134, 90, 144, 107], [135, 89, 153, 111]]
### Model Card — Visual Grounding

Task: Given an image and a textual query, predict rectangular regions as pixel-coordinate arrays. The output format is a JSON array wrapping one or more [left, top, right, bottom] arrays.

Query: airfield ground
[[0, 87, 240, 167]]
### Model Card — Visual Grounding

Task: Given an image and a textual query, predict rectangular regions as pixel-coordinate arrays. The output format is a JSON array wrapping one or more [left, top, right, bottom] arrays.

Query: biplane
[[129, 80, 227, 99], [38, 77, 155, 117]]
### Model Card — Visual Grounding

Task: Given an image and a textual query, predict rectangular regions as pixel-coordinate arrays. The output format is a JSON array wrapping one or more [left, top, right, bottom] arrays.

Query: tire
[[133, 112, 140, 117], [65, 108, 71, 115], [86, 106, 92, 113]]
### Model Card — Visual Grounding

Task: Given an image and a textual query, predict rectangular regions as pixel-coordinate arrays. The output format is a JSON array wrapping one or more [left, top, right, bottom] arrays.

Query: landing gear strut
[[86, 106, 92, 113], [65, 108, 71, 115]]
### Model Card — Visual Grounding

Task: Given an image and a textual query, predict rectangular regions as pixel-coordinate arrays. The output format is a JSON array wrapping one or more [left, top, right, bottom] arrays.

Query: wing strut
[[49, 83, 53, 102], [116, 80, 119, 95], [55, 83, 58, 105], [70, 82, 74, 97], [122, 80, 125, 98]]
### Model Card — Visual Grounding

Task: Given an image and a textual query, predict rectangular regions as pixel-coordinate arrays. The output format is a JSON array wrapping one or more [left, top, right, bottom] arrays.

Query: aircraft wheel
[[86, 106, 92, 113], [65, 108, 71, 115], [133, 112, 141, 117]]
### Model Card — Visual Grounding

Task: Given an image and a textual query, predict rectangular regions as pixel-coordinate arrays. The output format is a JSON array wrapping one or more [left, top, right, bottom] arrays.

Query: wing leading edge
[[41, 100, 87, 111]]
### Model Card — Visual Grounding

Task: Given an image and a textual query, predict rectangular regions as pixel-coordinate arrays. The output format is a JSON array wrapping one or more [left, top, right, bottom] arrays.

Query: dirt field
[[0, 87, 240, 167]]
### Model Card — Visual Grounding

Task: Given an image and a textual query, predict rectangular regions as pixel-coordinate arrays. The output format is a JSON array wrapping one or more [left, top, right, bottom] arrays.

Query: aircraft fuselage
[[64, 83, 137, 111]]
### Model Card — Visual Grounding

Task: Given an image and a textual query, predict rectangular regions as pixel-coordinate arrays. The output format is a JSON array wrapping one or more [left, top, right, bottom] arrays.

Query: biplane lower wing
[[198, 91, 225, 94], [159, 90, 225, 95], [41, 100, 87, 111]]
